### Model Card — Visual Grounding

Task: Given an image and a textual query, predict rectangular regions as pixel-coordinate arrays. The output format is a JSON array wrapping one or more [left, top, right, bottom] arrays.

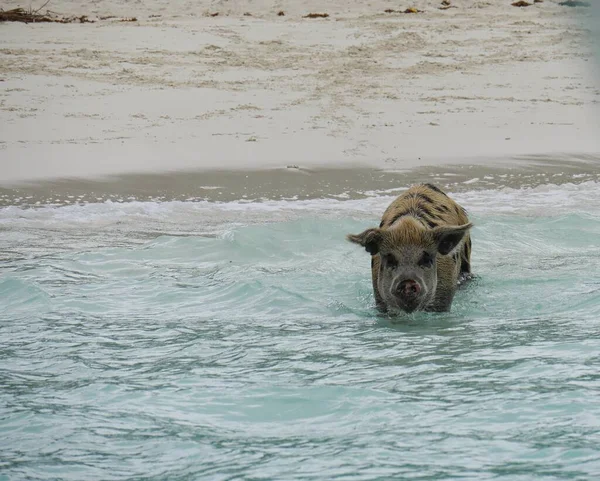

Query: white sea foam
[[0, 182, 598, 233]]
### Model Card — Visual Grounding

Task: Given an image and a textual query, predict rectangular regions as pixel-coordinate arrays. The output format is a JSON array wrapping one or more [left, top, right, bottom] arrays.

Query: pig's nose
[[398, 279, 421, 298]]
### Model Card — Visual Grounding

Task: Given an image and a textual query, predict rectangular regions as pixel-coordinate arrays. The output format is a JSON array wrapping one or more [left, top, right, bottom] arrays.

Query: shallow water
[[1, 181, 600, 480]]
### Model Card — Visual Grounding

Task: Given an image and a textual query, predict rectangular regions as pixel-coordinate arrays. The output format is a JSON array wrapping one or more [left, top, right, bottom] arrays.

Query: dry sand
[[1, 0, 599, 185]]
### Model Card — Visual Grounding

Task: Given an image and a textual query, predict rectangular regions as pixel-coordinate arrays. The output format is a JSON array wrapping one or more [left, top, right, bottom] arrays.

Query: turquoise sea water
[[1, 181, 600, 480]]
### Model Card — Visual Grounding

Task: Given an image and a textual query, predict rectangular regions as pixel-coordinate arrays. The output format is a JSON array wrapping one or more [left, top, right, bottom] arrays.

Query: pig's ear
[[433, 223, 472, 256], [346, 228, 383, 255]]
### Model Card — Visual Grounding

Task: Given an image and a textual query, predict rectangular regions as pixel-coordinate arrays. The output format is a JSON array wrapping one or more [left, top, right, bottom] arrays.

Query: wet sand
[[2, 154, 599, 207]]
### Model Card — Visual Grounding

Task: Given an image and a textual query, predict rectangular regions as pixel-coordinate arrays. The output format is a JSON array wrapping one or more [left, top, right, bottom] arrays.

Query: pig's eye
[[383, 254, 398, 269], [419, 251, 434, 268]]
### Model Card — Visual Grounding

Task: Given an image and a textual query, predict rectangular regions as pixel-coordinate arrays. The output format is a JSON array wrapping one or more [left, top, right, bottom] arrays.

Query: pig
[[347, 184, 472, 313]]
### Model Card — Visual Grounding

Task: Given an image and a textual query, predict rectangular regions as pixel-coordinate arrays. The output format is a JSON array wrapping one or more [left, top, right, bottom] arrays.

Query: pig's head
[[347, 217, 472, 313]]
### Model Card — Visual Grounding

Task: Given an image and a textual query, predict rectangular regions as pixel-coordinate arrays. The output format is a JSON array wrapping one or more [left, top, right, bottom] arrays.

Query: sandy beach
[[1, 0, 599, 185]]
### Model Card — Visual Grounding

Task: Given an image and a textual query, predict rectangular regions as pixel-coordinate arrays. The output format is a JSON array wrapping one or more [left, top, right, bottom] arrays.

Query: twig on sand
[[32, 0, 51, 15], [0, 7, 94, 23], [0, 8, 50, 22]]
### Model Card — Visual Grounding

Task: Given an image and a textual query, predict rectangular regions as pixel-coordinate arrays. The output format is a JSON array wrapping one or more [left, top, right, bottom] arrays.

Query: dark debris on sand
[[384, 8, 422, 13], [558, 0, 590, 6], [0, 7, 94, 23], [439, 0, 457, 9]]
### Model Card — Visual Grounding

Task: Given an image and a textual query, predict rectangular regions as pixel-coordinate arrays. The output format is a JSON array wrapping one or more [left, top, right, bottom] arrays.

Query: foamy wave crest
[[0, 182, 598, 234]]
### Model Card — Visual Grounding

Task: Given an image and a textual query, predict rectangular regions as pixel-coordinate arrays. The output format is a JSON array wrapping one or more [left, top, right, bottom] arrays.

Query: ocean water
[[1, 181, 600, 480]]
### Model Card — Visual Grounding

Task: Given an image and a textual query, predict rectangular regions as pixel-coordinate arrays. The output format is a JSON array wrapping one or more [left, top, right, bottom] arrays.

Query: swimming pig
[[347, 184, 472, 313]]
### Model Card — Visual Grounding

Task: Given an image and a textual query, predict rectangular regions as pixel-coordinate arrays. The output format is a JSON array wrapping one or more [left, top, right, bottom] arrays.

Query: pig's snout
[[397, 279, 421, 300]]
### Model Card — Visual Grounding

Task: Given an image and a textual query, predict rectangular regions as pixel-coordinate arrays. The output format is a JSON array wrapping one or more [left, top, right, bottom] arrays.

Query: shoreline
[[2, 153, 599, 207]]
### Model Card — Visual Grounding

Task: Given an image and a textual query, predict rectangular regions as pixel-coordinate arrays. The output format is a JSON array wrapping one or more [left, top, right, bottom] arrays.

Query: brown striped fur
[[347, 184, 472, 313]]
